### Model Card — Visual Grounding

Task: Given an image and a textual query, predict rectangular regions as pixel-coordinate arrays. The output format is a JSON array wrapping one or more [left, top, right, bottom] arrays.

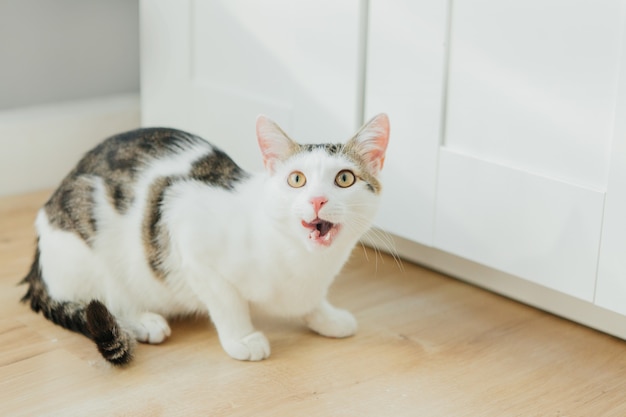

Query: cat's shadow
[[164, 314, 317, 359]]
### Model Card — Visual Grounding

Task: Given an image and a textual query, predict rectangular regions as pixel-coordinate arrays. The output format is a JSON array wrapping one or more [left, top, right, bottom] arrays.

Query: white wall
[[0, 0, 141, 197], [0, 0, 139, 110]]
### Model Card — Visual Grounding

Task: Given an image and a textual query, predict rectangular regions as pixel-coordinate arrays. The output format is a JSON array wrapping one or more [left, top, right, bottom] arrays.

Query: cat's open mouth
[[301, 218, 341, 247]]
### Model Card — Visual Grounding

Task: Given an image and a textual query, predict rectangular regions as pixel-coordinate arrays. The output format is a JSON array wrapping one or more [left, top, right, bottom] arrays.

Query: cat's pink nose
[[310, 196, 328, 215]]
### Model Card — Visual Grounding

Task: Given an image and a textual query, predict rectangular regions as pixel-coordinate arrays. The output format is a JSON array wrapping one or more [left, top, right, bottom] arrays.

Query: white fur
[[37, 121, 387, 361]]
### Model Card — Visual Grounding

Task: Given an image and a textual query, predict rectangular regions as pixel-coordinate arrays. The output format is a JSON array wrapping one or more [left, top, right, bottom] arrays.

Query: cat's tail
[[20, 247, 135, 366]]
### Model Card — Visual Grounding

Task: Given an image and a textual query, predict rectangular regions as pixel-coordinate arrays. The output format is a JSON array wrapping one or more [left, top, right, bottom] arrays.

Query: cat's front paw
[[133, 312, 172, 344], [305, 306, 357, 338], [221, 331, 271, 361]]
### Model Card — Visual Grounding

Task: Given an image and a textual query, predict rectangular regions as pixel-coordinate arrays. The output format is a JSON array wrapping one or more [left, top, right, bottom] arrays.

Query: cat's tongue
[[302, 219, 340, 247]]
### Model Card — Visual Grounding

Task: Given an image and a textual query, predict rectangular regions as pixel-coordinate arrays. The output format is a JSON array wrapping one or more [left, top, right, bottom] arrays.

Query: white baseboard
[[0, 94, 141, 197], [366, 230, 626, 340]]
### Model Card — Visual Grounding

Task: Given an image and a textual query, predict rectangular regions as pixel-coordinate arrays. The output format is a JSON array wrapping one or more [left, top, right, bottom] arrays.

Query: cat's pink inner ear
[[355, 113, 390, 173], [256, 115, 292, 172]]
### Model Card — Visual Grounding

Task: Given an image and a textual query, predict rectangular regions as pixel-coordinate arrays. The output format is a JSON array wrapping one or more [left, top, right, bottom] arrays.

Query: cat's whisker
[[348, 220, 404, 273], [368, 228, 404, 272], [358, 240, 371, 263]]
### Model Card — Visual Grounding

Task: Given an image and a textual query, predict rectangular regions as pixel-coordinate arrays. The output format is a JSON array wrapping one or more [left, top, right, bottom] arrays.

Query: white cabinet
[[434, 150, 605, 301], [141, 0, 364, 172], [596, 41, 626, 317], [434, 0, 622, 301], [366, 0, 626, 334], [141, 0, 626, 337], [364, 0, 448, 245]]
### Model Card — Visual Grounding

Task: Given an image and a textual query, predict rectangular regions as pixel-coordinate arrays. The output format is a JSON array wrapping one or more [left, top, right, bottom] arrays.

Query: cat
[[20, 113, 390, 365]]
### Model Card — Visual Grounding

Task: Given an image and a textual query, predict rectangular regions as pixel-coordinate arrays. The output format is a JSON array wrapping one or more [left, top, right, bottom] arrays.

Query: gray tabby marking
[[44, 177, 98, 243], [189, 148, 250, 189], [143, 176, 175, 281], [141, 142, 249, 279], [44, 128, 204, 244], [299, 143, 344, 155]]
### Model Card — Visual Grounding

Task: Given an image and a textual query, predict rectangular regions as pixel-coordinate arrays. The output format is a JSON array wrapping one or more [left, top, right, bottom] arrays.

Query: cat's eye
[[335, 170, 356, 188], [287, 171, 307, 188]]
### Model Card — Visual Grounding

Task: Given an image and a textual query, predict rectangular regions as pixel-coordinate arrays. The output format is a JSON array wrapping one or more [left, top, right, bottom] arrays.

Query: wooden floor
[[2, 191, 626, 417]]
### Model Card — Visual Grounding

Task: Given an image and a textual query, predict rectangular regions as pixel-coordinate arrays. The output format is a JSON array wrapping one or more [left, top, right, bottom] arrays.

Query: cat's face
[[257, 115, 390, 251]]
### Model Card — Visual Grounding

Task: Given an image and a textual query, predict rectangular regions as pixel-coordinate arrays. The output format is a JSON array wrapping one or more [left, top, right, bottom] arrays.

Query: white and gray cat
[[21, 114, 390, 365]]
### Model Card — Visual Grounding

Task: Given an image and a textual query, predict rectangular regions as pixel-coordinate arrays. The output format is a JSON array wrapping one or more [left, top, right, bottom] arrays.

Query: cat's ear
[[256, 115, 298, 173], [348, 113, 390, 174]]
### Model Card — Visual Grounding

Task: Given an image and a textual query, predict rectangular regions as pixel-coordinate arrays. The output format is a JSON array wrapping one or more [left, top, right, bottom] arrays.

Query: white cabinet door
[[368, 0, 625, 302], [365, 0, 449, 245], [434, 0, 623, 301], [596, 26, 626, 316], [140, 0, 363, 172]]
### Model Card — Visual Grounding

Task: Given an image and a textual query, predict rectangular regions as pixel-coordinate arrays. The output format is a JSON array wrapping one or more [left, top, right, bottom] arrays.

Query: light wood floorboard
[[1, 191, 626, 416]]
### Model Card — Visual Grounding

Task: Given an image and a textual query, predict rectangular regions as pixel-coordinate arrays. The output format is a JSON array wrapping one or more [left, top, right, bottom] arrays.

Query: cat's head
[[257, 114, 390, 251]]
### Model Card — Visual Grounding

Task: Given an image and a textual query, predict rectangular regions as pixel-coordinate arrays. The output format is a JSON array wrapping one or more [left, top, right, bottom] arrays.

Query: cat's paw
[[305, 307, 357, 338], [133, 312, 172, 344], [221, 331, 271, 361]]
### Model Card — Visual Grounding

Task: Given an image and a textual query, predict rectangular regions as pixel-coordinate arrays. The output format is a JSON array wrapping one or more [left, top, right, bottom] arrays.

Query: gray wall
[[0, 0, 139, 110]]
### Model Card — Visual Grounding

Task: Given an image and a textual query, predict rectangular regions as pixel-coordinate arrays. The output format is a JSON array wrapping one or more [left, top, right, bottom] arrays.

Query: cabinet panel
[[141, 0, 362, 172], [595, 4, 626, 315], [445, 0, 621, 189], [596, 139, 626, 314], [365, 0, 448, 245], [435, 149, 605, 301], [433, 0, 624, 301]]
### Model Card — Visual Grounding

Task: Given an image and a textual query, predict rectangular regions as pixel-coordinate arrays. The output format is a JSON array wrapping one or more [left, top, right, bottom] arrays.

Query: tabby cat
[[21, 114, 390, 365]]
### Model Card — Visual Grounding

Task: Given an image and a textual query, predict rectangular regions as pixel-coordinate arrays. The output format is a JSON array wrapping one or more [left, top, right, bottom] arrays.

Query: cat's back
[[42, 127, 248, 244], [70, 127, 209, 190]]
